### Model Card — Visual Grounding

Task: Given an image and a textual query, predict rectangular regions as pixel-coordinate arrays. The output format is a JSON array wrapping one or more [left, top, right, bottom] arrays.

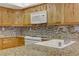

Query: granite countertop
[[26, 43, 63, 56], [26, 40, 77, 56]]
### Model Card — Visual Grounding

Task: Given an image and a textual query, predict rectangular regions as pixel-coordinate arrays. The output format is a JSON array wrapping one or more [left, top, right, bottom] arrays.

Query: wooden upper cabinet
[[1, 3, 79, 26], [55, 4, 64, 25], [6, 9, 15, 26], [0, 8, 2, 26], [47, 4, 64, 25], [47, 4, 56, 25], [73, 4, 79, 24], [64, 4, 74, 25], [1, 8, 9, 26], [0, 7, 24, 26], [0, 8, 16, 26], [14, 11, 24, 26], [23, 10, 31, 26], [7, 10, 24, 26]]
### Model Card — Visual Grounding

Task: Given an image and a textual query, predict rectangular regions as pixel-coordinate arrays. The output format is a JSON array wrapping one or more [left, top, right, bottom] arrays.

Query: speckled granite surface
[[26, 39, 79, 56], [0, 38, 78, 56], [0, 46, 47, 56]]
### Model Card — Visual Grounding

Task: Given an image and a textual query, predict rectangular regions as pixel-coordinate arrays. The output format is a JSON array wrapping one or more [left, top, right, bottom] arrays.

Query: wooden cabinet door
[[47, 4, 64, 25], [64, 4, 74, 25], [1, 8, 9, 26], [2, 9, 24, 26], [0, 8, 2, 26], [3, 37, 24, 49], [7, 9, 15, 26], [47, 4, 56, 25], [14, 11, 24, 26], [0, 8, 24, 26], [73, 4, 79, 24], [0, 7, 17, 26], [16, 37, 24, 46], [23, 11, 31, 26], [1, 8, 15, 26], [55, 4, 64, 25], [23, 8, 32, 26], [3, 38, 18, 49]]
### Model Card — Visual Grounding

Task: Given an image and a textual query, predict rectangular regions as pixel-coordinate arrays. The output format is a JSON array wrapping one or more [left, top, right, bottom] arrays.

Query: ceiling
[[0, 3, 42, 9]]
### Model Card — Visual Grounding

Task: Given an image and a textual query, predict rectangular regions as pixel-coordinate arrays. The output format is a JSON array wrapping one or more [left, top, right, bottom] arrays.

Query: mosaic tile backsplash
[[0, 27, 23, 37], [0, 25, 79, 40], [23, 25, 79, 40]]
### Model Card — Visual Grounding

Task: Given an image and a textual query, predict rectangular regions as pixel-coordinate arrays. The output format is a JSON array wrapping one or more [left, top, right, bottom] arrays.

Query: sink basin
[[35, 39, 75, 49]]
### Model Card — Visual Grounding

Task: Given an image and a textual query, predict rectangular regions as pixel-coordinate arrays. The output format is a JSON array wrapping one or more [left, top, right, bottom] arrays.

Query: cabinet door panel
[[64, 4, 74, 24], [47, 4, 64, 25], [16, 37, 24, 46], [47, 4, 56, 25], [55, 4, 64, 25], [1, 8, 15, 26], [3, 37, 24, 49], [74, 4, 79, 24], [0, 8, 2, 26], [14, 11, 23, 26], [23, 13, 31, 26], [3, 38, 18, 49], [1, 8, 9, 26], [7, 9, 15, 26]]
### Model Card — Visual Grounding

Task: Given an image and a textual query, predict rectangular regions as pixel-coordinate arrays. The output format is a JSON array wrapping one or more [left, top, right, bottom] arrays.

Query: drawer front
[[2, 37, 24, 49], [3, 38, 18, 49], [16, 37, 25, 46]]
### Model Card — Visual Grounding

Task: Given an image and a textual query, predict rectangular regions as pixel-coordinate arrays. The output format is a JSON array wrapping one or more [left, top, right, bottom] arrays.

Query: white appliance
[[24, 36, 42, 45], [31, 11, 47, 24]]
